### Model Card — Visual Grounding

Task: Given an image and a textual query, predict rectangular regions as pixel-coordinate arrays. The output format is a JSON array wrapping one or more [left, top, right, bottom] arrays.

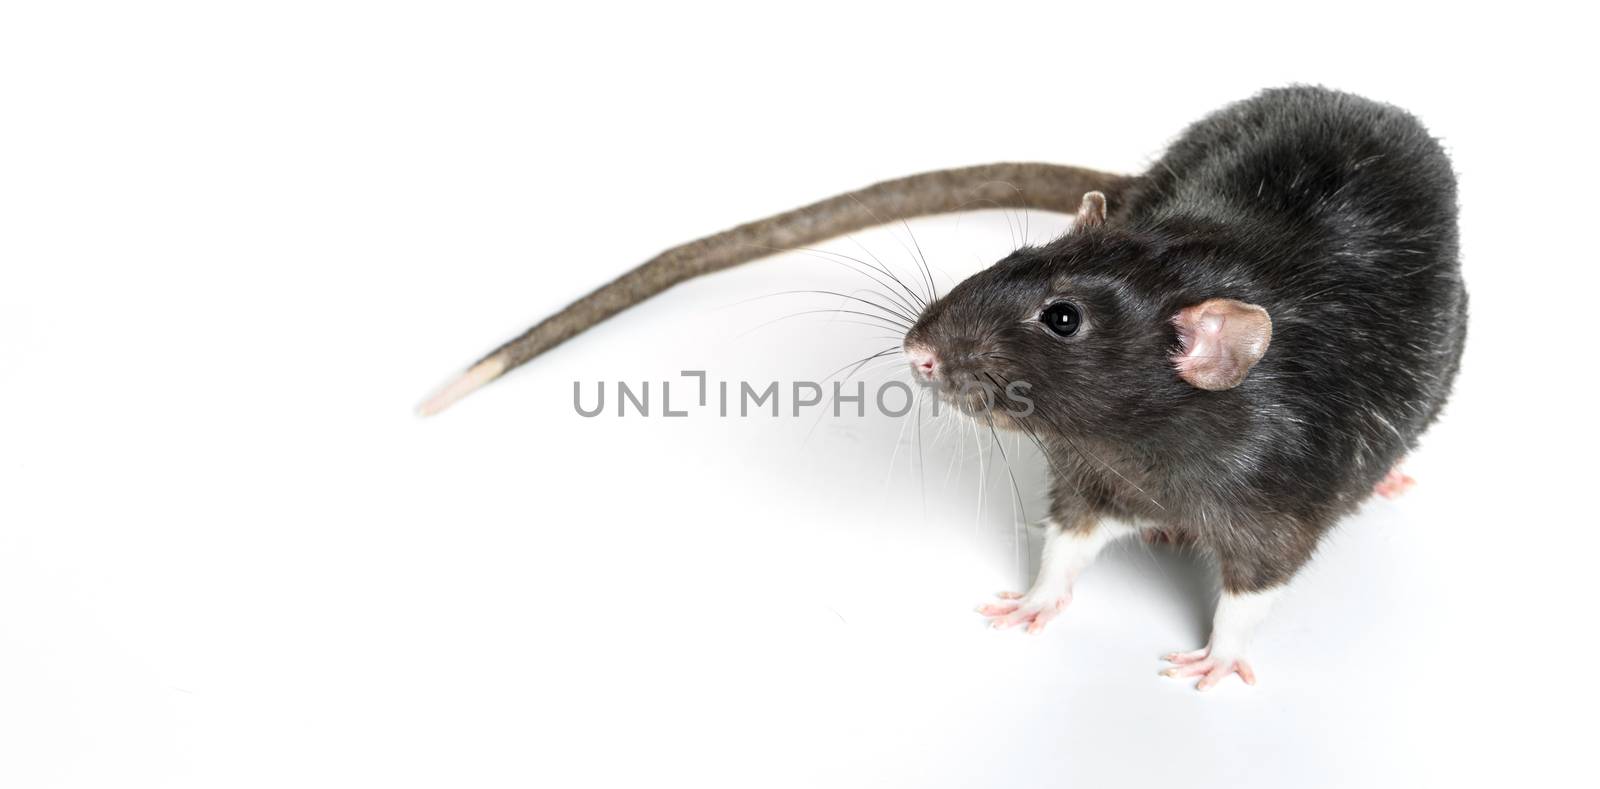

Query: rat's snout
[[903, 334, 1010, 418], [905, 338, 987, 388], [905, 343, 940, 382]]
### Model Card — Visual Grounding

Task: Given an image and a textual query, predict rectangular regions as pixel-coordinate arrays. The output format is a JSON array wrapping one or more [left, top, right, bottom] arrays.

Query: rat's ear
[[1172, 299, 1272, 390], [1075, 191, 1107, 229]]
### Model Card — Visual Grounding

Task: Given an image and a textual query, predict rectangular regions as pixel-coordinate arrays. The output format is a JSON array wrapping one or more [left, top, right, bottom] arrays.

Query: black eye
[[1041, 302, 1082, 337]]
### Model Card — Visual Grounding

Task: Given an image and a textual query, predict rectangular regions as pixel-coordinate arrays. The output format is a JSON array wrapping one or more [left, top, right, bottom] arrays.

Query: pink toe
[[1026, 607, 1060, 634], [1199, 661, 1240, 690], [1162, 660, 1209, 680], [991, 613, 1023, 629], [1166, 648, 1210, 665], [996, 591, 1024, 600]]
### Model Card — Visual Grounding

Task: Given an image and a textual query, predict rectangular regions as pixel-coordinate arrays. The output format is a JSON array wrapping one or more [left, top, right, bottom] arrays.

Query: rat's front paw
[[977, 591, 1071, 634], [1160, 646, 1256, 691]]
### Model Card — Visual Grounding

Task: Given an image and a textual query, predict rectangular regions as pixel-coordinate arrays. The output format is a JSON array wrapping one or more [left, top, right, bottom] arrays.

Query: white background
[[3, 1, 1596, 786]]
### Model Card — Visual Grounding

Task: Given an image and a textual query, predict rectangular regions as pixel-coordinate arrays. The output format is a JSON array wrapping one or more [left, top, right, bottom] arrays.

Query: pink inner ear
[[1171, 299, 1272, 391], [1174, 311, 1221, 377]]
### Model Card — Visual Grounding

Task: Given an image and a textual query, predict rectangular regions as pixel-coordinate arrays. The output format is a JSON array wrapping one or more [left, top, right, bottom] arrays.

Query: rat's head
[[900, 192, 1272, 439]]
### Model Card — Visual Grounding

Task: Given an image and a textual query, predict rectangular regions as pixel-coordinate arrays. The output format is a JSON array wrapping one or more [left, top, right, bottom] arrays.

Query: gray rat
[[422, 86, 1465, 690]]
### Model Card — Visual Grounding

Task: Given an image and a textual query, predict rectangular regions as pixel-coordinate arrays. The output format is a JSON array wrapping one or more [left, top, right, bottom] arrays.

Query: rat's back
[[1132, 86, 1457, 235], [1129, 87, 1467, 503]]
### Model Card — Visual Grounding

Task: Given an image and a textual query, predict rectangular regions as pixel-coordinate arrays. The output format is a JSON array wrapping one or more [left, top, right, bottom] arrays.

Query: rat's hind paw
[[1374, 465, 1416, 499], [977, 591, 1070, 634], [1160, 647, 1257, 691]]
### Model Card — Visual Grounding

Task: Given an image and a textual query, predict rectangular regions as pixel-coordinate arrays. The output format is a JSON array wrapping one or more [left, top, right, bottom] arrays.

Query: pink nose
[[907, 345, 939, 381]]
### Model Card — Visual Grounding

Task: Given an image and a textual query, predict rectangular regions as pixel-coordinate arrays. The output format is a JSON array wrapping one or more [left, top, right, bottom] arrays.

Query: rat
[[421, 86, 1466, 691]]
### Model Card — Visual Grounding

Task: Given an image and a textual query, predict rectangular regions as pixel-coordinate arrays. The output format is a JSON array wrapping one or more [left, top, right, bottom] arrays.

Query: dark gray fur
[[905, 86, 1465, 592]]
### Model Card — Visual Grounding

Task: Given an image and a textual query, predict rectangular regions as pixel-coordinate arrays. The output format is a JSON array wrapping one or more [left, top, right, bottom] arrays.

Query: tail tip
[[416, 355, 508, 417]]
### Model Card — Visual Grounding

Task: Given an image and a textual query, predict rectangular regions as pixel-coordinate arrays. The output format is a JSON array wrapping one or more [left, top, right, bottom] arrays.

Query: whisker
[[845, 194, 936, 308], [843, 234, 928, 310], [799, 347, 905, 448], [749, 288, 918, 326], [983, 373, 1077, 494], [982, 412, 1029, 578], [986, 372, 1165, 511], [884, 383, 922, 489], [987, 180, 1032, 249], [821, 346, 903, 386], [751, 306, 909, 335], [742, 242, 927, 317], [734, 310, 908, 340], [915, 380, 928, 522], [899, 219, 939, 306], [971, 410, 987, 534]]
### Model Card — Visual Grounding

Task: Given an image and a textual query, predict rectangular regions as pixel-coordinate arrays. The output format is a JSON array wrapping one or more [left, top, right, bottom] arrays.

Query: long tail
[[418, 162, 1127, 415]]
